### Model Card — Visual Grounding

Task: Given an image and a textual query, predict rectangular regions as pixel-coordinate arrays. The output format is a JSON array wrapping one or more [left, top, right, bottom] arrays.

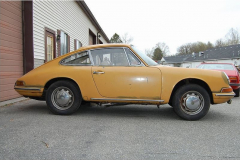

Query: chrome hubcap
[[51, 87, 74, 110], [181, 91, 204, 115]]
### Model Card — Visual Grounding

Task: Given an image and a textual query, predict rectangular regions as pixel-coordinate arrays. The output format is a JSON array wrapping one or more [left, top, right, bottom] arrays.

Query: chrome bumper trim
[[230, 83, 240, 86], [14, 87, 41, 91], [91, 98, 164, 102], [215, 93, 235, 96]]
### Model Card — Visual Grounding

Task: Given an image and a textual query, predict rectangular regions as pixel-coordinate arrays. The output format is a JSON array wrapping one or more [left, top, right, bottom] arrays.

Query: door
[[90, 47, 162, 99], [45, 28, 56, 62], [0, 1, 23, 101]]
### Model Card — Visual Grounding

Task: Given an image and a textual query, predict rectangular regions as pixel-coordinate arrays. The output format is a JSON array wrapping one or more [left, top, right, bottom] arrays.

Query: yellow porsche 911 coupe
[[14, 44, 235, 120]]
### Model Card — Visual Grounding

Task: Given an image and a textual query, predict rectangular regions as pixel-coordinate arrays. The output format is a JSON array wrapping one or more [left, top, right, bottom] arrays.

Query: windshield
[[198, 64, 235, 70], [131, 46, 158, 66]]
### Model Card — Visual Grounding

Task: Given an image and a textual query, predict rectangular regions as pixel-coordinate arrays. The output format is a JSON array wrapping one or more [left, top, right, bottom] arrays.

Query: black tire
[[234, 88, 239, 97], [46, 80, 82, 115], [172, 84, 210, 121]]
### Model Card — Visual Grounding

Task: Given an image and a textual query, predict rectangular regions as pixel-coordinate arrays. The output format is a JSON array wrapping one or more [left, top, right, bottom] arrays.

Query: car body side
[[14, 44, 234, 105]]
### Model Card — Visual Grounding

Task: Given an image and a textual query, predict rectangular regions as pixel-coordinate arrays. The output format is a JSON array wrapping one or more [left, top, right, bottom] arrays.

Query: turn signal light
[[15, 81, 25, 86], [221, 87, 233, 93]]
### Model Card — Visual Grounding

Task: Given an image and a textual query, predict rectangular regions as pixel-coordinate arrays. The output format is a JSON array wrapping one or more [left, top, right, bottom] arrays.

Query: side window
[[125, 48, 141, 66], [61, 51, 91, 65], [91, 48, 129, 66]]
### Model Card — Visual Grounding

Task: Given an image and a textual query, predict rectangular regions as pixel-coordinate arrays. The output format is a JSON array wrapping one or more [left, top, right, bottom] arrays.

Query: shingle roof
[[163, 44, 240, 63], [163, 54, 191, 63]]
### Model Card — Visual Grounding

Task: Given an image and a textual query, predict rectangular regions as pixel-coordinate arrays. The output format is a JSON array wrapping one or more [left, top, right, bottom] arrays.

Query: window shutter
[[68, 35, 70, 52], [57, 30, 61, 57], [74, 39, 76, 50]]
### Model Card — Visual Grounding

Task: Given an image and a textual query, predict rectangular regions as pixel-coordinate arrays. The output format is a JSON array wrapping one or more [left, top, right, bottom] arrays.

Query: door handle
[[93, 71, 105, 74]]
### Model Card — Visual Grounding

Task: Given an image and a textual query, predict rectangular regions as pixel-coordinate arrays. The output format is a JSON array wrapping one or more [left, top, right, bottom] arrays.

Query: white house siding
[[33, 1, 107, 68]]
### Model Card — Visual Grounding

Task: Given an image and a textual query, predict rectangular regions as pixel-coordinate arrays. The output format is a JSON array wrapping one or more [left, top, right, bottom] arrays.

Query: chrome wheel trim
[[51, 86, 74, 110], [180, 91, 204, 115]]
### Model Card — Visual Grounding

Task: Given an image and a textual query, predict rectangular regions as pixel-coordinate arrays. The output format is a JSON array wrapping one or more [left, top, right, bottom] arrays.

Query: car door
[[90, 47, 162, 99]]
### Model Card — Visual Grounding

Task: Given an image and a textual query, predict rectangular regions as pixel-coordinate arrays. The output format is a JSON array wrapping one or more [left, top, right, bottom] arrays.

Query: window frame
[[88, 47, 145, 67], [44, 27, 56, 63], [60, 50, 92, 66], [123, 47, 143, 66]]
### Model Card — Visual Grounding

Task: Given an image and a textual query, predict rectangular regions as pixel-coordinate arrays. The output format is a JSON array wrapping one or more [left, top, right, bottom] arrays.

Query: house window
[[57, 30, 70, 56], [89, 29, 96, 45], [74, 39, 82, 50]]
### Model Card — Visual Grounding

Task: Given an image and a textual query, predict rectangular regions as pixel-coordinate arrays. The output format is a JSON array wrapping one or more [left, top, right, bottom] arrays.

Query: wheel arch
[[43, 77, 82, 98], [169, 78, 213, 105]]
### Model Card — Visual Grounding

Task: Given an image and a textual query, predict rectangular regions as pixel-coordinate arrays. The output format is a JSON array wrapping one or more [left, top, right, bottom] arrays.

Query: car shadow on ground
[[77, 103, 179, 120], [2, 100, 233, 122]]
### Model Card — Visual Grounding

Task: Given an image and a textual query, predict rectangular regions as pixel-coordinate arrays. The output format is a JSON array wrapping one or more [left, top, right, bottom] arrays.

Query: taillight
[[15, 81, 25, 86], [229, 76, 238, 83], [221, 87, 233, 93]]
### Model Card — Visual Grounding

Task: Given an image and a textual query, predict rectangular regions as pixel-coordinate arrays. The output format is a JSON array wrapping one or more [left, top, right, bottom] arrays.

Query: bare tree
[[145, 48, 154, 58], [225, 28, 240, 45], [155, 42, 170, 56], [121, 33, 133, 44], [215, 38, 226, 47], [177, 43, 192, 55]]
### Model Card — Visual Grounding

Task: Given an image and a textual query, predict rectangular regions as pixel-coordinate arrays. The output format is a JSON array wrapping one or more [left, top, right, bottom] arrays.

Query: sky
[[85, 0, 240, 55]]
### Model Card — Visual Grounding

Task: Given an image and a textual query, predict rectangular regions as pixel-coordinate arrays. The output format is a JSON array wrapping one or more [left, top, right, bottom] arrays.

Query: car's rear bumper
[[212, 92, 235, 104], [230, 83, 240, 90], [230, 83, 240, 86], [14, 86, 44, 97]]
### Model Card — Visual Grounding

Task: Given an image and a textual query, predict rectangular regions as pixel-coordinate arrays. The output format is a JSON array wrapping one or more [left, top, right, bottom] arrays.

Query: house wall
[[33, 1, 108, 68], [0, 1, 23, 101]]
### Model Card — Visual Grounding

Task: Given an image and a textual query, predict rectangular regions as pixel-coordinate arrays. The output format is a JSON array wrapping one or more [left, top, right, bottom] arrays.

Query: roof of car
[[76, 44, 131, 51]]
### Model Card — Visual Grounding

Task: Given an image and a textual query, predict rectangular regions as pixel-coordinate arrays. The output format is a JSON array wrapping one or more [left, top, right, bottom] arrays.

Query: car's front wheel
[[46, 80, 82, 115], [172, 84, 210, 120]]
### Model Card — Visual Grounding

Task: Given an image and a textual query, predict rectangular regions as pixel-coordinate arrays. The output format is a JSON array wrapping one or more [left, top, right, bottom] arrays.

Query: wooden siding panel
[[0, 24, 22, 38], [0, 1, 23, 102], [0, 33, 22, 45], [0, 17, 22, 32], [0, 46, 23, 56], [0, 90, 21, 102]]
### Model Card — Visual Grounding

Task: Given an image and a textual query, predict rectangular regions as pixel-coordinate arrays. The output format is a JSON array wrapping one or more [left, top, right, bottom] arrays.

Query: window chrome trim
[[89, 47, 145, 67], [60, 50, 93, 66], [88, 50, 95, 66], [123, 47, 144, 66], [123, 47, 131, 65]]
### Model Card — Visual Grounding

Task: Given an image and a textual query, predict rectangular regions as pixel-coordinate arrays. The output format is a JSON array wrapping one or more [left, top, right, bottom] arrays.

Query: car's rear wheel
[[234, 88, 239, 97], [172, 84, 210, 120], [46, 80, 82, 115]]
